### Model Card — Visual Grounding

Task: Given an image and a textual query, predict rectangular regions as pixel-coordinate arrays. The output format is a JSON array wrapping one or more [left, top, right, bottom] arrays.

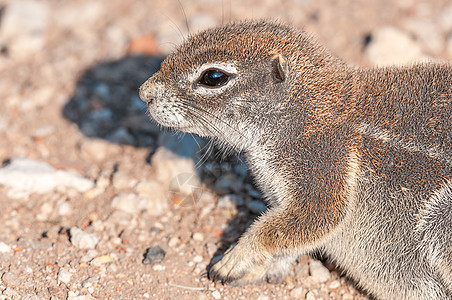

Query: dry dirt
[[0, 0, 451, 299]]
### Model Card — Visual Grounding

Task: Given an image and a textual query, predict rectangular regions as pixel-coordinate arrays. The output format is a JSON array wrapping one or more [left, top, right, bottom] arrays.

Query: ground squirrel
[[139, 20, 452, 299]]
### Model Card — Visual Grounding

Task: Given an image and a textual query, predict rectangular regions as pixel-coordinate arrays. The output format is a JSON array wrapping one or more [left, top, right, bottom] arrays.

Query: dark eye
[[198, 69, 229, 87]]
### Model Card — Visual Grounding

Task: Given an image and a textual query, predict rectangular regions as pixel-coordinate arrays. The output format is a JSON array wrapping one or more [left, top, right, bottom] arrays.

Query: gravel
[[0, 0, 449, 299]]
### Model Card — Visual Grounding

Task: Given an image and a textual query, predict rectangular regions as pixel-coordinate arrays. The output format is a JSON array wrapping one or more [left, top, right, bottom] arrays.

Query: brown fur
[[139, 20, 452, 299]]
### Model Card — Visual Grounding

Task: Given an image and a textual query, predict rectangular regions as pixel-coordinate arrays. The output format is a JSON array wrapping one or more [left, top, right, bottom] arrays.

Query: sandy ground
[[0, 0, 451, 299]]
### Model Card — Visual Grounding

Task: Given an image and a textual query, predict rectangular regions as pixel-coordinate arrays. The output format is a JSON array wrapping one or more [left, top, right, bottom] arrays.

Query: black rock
[[142, 245, 166, 265]]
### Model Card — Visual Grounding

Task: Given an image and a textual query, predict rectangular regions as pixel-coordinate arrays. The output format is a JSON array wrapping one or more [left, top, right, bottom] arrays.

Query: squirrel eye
[[198, 69, 229, 87]]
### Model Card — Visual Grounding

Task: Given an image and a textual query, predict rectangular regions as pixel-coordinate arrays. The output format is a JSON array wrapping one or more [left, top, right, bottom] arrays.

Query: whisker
[[163, 13, 187, 44], [177, 0, 190, 37]]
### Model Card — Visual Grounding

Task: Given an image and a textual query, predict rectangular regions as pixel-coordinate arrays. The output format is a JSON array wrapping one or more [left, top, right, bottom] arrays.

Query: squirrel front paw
[[208, 243, 293, 285], [208, 243, 268, 285]]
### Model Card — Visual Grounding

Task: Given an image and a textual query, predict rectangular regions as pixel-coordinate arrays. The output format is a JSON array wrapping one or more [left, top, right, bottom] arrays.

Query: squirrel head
[[140, 20, 343, 151]]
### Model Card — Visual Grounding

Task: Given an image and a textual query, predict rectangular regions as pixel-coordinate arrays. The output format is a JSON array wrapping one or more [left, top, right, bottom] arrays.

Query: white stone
[[135, 180, 168, 216], [193, 255, 203, 263], [2, 288, 20, 298], [0, 242, 11, 253], [0, 0, 50, 59], [70, 227, 99, 250], [57, 269, 72, 285], [309, 260, 331, 284], [67, 291, 96, 300], [152, 264, 165, 271], [328, 280, 341, 289], [192, 232, 204, 241], [365, 27, 426, 66], [152, 146, 200, 194], [168, 237, 179, 248], [211, 290, 221, 300], [81, 249, 99, 263], [111, 193, 148, 214], [57, 202, 72, 216], [2, 272, 20, 287], [257, 295, 270, 300], [290, 286, 304, 298], [306, 291, 317, 300], [0, 157, 94, 197]]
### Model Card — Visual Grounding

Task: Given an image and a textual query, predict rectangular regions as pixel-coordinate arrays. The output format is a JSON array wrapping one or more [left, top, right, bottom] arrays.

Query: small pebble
[[329, 280, 340, 289], [57, 201, 72, 216], [2, 288, 20, 298], [0, 242, 11, 253], [193, 255, 203, 263], [81, 276, 99, 288], [306, 291, 317, 300], [168, 237, 179, 247], [192, 232, 204, 241], [290, 286, 304, 298], [70, 227, 99, 250], [257, 295, 270, 300], [142, 246, 166, 265], [57, 268, 72, 285], [81, 249, 99, 263], [152, 264, 165, 271], [135, 180, 168, 216], [90, 255, 114, 266], [309, 260, 331, 284], [342, 293, 354, 300], [67, 291, 96, 300], [246, 200, 267, 215], [112, 172, 136, 190], [111, 193, 147, 214], [2, 272, 20, 287], [211, 290, 221, 300]]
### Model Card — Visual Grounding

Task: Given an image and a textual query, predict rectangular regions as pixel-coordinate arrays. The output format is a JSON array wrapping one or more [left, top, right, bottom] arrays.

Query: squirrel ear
[[271, 54, 287, 83]]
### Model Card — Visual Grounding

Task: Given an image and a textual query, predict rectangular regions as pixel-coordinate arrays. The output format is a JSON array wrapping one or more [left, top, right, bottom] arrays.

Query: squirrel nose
[[139, 82, 155, 104]]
